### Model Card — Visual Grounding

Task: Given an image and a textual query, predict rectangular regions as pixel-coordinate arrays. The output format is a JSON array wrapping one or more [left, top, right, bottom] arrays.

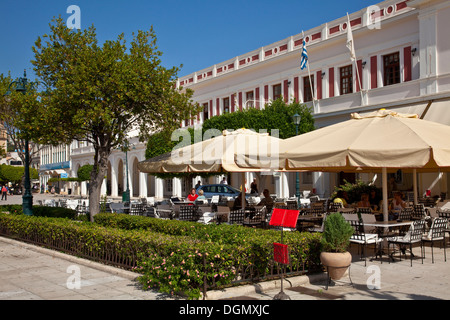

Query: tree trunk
[[89, 146, 110, 222]]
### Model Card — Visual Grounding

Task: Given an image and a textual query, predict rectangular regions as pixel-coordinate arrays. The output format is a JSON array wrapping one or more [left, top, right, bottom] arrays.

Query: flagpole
[[346, 13, 364, 102], [354, 58, 364, 101], [302, 31, 316, 110]]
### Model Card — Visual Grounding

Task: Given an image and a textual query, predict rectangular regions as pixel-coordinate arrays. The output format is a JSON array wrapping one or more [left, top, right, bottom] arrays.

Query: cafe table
[[297, 214, 323, 231], [363, 220, 414, 229], [363, 220, 414, 262]]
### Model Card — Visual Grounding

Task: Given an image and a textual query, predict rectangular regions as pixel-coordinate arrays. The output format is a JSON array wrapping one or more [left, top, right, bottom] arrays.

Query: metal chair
[[309, 212, 327, 233], [437, 209, 450, 240], [178, 205, 198, 222], [412, 204, 427, 220], [328, 202, 343, 213], [398, 207, 414, 221], [387, 220, 426, 266], [129, 203, 144, 216], [356, 207, 372, 215], [286, 200, 298, 210], [243, 206, 266, 228], [59, 199, 67, 208], [76, 203, 88, 216], [349, 219, 383, 266], [228, 209, 245, 225], [422, 217, 447, 263]]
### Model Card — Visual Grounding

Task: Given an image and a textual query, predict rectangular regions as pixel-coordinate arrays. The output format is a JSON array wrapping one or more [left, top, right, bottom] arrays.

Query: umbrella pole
[[413, 169, 418, 205], [382, 168, 388, 221], [241, 172, 246, 209]]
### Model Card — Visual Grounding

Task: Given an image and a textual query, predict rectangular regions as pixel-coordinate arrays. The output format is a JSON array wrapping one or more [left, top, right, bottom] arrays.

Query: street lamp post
[[122, 140, 130, 203], [5, 70, 35, 216], [292, 113, 301, 207]]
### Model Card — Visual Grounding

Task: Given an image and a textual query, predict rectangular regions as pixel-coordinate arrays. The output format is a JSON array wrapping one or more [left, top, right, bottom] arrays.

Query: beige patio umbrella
[[238, 109, 450, 220], [138, 128, 282, 208]]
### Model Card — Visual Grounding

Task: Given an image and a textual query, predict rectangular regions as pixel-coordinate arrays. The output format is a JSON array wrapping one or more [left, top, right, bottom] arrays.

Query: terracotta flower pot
[[320, 251, 352, 280]]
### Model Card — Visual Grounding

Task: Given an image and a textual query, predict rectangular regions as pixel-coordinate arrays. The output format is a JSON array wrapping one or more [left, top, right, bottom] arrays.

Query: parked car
[[196, 184, 249, 200]]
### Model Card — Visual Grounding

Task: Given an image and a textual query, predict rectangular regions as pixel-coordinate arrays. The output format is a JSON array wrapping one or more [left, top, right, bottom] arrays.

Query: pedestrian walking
[[1, 185, 8, 201]]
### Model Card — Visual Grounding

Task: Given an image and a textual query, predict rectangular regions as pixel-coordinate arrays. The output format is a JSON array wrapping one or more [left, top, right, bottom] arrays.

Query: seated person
[[186, 188, 198, 202], [369, 189, 381, 211], [194, 189, 208, 204], [389, 191, 406, 220], [257, 189, 274, 212], [356, 193, 371, 208], [333, 190, 349, 208], [233, 193, 249, 210]]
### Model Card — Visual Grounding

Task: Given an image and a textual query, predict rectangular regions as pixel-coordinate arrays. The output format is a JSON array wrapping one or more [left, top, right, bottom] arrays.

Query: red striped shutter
[[316, 71, 322, 100], [404, 46, 412, 82], [294, 77, 299, 102], [284, 80, 289, 103], [239, 92, 242, 111], [255, 87, 260, 109], [231, 94, 235, 113], [356, 60, 363, 92], [328, 68, 334, 98], [370, 56, 377, 89]]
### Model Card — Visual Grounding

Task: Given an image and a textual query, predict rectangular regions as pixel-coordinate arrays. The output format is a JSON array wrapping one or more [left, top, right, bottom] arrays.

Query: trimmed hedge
[[0, 205, 80, 220], [0, 212, 323, 299], [94, 213, 323, 298]]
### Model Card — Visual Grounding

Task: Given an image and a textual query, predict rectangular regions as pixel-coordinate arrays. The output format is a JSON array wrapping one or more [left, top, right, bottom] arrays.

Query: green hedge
[[94, 213, 323, 298], [0, 205, 80, 219], [0, 212, 323, 299]]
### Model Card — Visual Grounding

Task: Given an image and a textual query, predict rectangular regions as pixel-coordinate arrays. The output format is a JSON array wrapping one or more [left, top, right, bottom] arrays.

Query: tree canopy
[[30, 17, 200, 219], [0, 73, 42, 168], [0, 164, 38, 184], [201, 98, 315, 139], [77, 164, 93, 182]]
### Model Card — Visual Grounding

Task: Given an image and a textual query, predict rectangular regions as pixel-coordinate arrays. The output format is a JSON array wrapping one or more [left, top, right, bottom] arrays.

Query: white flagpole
[[347, 13, 363, 100], [302, 31, 316, 110]]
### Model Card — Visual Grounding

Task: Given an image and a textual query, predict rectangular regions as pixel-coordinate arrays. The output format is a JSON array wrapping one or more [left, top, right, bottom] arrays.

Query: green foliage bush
[[321, 213, 354, 253], [0, 212, 322, 300], [77, 164, 94, 181], [94, 213, 322, 298], [202, 98, 315, 139], [0, 164, 39, 183], [332, 179, 380, 204], [0, 205, 79, 219]]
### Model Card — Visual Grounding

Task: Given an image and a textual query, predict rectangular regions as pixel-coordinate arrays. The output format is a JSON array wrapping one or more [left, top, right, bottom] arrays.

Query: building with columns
[[175, 0, 450, 199], [56, 0, 450, 201]]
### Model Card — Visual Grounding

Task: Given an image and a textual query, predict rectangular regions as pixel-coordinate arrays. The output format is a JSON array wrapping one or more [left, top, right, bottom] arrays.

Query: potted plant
[[319, 213, 354, 280]]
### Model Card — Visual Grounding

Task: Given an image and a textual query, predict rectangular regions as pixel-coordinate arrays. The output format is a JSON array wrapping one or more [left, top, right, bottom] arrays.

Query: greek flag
[[300, 40, 308, 70]]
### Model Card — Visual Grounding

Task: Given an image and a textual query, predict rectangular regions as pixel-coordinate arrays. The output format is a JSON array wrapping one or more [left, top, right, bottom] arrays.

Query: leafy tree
[[0, 164, 38, 184], [30, 17, 200, 220], [0, 73, 43, 172], [202, 98, 314, 139], [77, 164, 93, 182], [145, 128, 217, 180]]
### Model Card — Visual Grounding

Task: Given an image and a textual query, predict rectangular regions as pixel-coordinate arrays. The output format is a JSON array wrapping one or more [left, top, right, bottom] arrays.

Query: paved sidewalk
[[1, 234, 449, 301], [0, 236, 172, 300], [207, 243, 450, 300]]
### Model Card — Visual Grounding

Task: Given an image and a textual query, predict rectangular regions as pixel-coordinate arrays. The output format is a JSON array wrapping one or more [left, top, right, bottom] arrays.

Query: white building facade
[[68, 0, 450, 200]]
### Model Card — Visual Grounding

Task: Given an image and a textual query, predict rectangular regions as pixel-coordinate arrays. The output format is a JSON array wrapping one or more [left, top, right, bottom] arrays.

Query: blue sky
[[0, 0, 377, 82]]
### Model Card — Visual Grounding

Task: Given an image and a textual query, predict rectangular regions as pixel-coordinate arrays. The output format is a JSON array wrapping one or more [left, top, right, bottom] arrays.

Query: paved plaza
[[1, 193, 449, 301]]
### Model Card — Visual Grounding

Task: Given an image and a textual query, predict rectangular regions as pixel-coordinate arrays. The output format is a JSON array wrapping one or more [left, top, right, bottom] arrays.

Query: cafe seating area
[[35, 189, 450, 267]]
